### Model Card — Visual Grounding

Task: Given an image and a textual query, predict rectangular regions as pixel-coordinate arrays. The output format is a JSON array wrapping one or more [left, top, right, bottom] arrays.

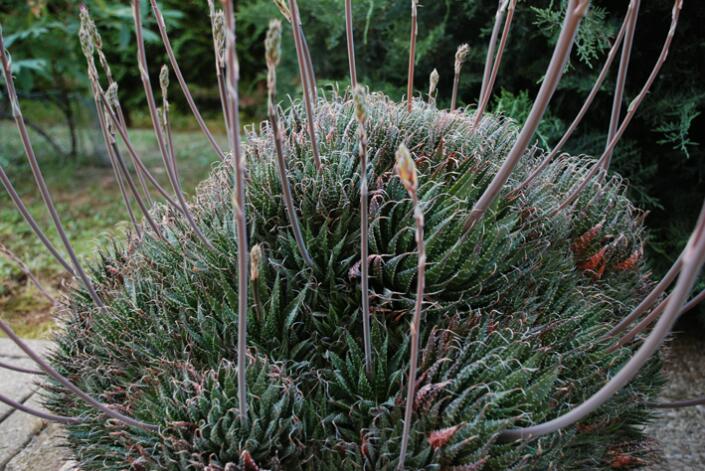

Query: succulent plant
[[1, 0, 704, 470]]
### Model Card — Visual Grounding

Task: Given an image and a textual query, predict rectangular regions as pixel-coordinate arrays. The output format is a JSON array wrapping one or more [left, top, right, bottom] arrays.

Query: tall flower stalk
[[603, 0, 641, 170], [406, 0, 418, 112], [265, 19, 313, 267], [288, 0, 321, 171], [345, 0, 358, 87], [223, 0, 250, 425], [450, 44, 469, 112], [464, 0, 589, 232], [395, 143, 426, 469], [353, 85, 372, 375]]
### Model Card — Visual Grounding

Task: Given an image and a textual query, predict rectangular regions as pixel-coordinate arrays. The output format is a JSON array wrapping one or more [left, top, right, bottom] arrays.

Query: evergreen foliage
[[47, 93, 661, 470]]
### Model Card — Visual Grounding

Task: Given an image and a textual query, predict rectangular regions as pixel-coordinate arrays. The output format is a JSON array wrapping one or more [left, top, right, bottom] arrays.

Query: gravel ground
[[642, 327, 705, 470]]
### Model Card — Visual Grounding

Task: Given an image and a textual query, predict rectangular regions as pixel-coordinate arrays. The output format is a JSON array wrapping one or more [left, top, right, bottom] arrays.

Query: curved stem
[[463, 0, 589, 233], [555, 0, 683, 214], [603, 0, 641, 170], [269, 110, 313, 266], [0, 392, 81, 424], [472, 0, 516, 128], [149, 0, 226, 161], [288, 0, 321, 171], [513, 3, 632, 195], [0, 320, 158, 430], [499, 191, 705, 442], [605, 255, 681, 338], [0, 32, 103, 307]]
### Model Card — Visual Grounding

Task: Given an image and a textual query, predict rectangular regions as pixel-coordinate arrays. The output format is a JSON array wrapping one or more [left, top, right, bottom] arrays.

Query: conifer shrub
[[46, 93, 660, 470]]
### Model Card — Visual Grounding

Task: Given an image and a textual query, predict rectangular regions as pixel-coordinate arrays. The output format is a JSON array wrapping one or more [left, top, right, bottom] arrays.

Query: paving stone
[[0, 369, 39, 424], [0, 339, 52, 359], [0, 394, 44, 468], [4, 422, 72, 471], [0, 339, 52, 421]]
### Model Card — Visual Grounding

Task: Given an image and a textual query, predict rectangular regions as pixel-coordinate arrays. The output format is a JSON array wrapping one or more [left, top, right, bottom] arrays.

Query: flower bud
[[352, 85, 367, 124], [454, 44, 470, 75], [395, 143, 417, 194], [250, 244, 262, 281]]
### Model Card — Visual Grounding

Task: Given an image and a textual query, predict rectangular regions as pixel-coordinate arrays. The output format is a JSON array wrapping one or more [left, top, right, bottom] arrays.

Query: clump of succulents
[[2, 0, 704, 470], [44, 89, 660, 469]]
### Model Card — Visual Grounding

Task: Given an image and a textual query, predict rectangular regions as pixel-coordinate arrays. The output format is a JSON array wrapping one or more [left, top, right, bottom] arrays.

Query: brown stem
[[464, 0, 589, 233], [499, 191, 704, 442], [0, 320, 158, 430], [0, 242, 57, 305], [648, 395, 705, 409], [406, 0, 418, 113], [0, 166, 76, 276], [513, 3, 632, 195], [602, 0, 641, 170], [131, 7, 213, 248], [555, 0, 683, 214], [681, 286, 705, 315], [0, 359, 45, 375], [479, 0, 509, 106], [288, 0, 321, 171], [472, 0, 516, 128], [0, 31, 103, 308], [223, 0, 250, 425], [0, 391, 81, 424], [300, 27, 319, 104], [605, 255, 682, 338], [149, 0, 226, 161], [398, 192, 426, 470], [345, 0, 358, 87]]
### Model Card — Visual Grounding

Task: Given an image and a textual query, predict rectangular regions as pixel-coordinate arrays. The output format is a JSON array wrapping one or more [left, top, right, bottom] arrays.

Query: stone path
[[0, 335, 703, 470], [0, 339, 74, 471]]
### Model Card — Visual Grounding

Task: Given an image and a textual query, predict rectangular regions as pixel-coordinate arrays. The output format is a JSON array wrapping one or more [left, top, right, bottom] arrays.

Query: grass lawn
[[0, 122, 224, 338]]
